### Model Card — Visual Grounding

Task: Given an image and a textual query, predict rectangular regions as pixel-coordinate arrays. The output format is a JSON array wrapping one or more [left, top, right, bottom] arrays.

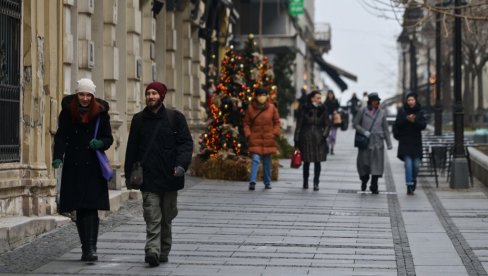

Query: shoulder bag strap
[[250, 108, 266, 126], [94, 117, 100, 138], [368, 110, 380, 132]]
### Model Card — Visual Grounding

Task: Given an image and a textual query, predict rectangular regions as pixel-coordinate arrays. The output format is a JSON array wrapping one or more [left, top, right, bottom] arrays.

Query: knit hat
[[75, 78, 96, 95], [406, 91, 418, 100], [145, 81, 167, 99], [368, 92, 381, 101], [255, 88, 269, 96]]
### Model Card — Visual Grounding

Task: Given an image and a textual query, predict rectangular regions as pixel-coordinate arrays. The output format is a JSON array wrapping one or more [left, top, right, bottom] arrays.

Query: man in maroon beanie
[[124, 81, 193, 267]]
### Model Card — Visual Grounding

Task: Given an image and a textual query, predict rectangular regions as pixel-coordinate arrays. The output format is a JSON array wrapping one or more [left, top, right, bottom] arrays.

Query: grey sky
[[314, 0, 402, 104]]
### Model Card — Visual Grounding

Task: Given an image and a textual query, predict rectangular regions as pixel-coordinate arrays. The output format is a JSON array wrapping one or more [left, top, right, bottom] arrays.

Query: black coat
[[124, 105, 193, 193], [53, 95, 113, 212], [294, 103, 329, 162], [324, 99, 340, 116], [393, 103, 427, 161]]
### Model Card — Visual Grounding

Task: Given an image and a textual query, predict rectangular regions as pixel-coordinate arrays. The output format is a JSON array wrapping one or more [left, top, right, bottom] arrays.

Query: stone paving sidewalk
[[2, 128, 488, 275]]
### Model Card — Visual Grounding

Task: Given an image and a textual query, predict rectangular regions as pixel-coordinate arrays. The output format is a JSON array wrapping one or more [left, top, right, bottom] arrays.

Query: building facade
[[0, 0, 210, 218]]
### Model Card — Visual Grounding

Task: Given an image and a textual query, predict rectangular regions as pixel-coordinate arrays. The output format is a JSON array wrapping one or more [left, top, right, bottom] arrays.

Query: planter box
[[190, 156, 279, 181], [468, 147, 488, 187]]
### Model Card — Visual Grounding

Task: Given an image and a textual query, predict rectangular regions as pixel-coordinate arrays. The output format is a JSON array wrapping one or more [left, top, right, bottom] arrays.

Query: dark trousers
[[360, 175, 380, 191], [303, 162, 321, 184]]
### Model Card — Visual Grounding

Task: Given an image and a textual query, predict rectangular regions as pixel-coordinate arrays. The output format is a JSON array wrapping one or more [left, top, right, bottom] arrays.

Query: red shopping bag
[[291, 149, 302, 168]]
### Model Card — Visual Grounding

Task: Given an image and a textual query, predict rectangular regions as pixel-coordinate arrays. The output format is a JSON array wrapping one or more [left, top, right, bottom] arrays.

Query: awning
[[313, 53, 357, 92]]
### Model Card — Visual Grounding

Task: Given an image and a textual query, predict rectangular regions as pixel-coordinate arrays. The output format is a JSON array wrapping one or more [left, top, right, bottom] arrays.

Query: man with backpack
[[124, 81, 193, 267]]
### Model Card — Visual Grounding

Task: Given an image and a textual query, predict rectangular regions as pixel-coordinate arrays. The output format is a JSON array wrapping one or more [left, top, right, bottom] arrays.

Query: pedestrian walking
[[353, 92, 393, 194], [324, 89, 340, 155], [294, 91, 330, 191], [124, 81, 193, 267], [243, 88, 281, 191], [347, 92, 361, 122], [293, 88, 308, 120], [393, 92, 427, 195], [52, 78, 114, 262], [361, 91, 369, 108]]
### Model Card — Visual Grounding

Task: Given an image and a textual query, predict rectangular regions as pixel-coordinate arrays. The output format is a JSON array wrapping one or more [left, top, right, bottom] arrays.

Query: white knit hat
[[75, 78, 96, 95]]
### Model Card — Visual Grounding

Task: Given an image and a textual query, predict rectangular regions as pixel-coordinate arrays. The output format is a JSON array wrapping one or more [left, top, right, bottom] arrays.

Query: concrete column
[[17, 0, 60, 216], [141, 0, 155, 86], [181, 10, 193, 124], [165, 12, 177, 107], [76, 0, 94, 77], [102, 0, 124, 189], [191, 25, 206, 126], [115, 0, 129, 185], [63, 0, 76, 95], [126, 0, 142, 118]]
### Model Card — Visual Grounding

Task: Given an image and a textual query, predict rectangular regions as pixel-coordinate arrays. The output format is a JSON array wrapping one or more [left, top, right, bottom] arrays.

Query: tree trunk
[[477, 69, 484, 111]]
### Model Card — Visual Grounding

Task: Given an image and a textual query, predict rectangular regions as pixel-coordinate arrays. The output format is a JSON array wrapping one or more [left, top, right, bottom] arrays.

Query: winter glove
[[52, 159, 62, 168], [89, 139, 104, 150], [174, 166, 185, 177], [364, 131, 371, 138]]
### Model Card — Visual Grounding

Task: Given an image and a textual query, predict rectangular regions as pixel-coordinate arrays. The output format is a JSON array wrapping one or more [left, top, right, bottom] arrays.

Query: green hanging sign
[[289, 0, 304, 16]]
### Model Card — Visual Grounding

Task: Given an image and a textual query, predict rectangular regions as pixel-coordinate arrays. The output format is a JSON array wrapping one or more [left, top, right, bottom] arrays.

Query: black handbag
[[354, 132, 369, 149], [354, 110, 379, 150]]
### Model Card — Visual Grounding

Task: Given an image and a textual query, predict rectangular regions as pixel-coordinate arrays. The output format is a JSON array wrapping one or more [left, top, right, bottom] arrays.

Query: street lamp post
[[450, 0, 469, 189], [398, 30, 410, 99], [409, 33, 418, 95], [434, 8, 442, 135]]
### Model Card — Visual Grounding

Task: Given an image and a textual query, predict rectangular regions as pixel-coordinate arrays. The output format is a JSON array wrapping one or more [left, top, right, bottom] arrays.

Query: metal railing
[[0, 0, 21, 163]]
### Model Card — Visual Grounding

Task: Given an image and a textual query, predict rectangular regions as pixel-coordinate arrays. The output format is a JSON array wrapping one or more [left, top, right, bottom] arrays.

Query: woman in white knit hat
[[52, 78, 113, 262]]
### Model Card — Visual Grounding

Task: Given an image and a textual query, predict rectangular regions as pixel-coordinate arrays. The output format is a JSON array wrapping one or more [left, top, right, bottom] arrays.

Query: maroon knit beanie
[[145, 81, 167, 99]]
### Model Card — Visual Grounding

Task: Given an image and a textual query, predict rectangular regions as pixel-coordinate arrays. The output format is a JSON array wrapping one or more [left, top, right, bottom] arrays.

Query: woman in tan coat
[[243, 88, 281, 190]]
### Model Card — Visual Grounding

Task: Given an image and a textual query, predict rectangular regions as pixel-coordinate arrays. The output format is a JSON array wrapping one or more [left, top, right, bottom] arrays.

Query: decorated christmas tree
[[242, 34, 276, 104], [199, 46, 248, 159], [198, 34, 276, 160]]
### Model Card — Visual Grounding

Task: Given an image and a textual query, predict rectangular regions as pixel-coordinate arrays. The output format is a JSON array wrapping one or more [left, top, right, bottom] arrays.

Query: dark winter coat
[[324, 98, 340, 116], [53, 95, 113, 212], [124, 105, 193, 193], [243, 100, 281, 155], [393, 103, 427, 161], [294, 103, 329, 162]]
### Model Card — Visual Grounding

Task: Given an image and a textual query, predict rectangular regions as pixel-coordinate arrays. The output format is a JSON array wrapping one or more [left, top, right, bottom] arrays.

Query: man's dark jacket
[[124, 105, 193, 192]]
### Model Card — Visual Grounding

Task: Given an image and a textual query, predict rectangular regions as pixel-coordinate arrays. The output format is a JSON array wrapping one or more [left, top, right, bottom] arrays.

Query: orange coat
[[243, 100, 281, 155]]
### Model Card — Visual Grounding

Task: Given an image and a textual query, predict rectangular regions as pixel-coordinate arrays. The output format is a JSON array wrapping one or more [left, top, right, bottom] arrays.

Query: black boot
[[303, 162, 310, 189], [75, 220, 87, 261], [412, 180, 417, 192], [360, 175, 369, 192], [370, 175, 379, 194], [313, 162, 321, 191], [313, 181, 319, 191], [84, 214, 99, 262]]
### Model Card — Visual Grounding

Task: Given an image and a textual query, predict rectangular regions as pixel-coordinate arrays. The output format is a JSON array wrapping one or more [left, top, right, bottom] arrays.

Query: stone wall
[[0, 0, 207, 218]]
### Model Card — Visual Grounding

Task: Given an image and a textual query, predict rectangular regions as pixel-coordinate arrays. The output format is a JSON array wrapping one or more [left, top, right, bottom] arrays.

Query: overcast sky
[[314, 0, 402, 104]]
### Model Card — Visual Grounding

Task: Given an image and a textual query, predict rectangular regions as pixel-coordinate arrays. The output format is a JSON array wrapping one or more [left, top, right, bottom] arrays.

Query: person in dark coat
[[53, 78, 114, 262], [347, 92, 361, 122], [124, 81, 193, 267], [324, 90, 340, 155], [393, 92, 427, 195], [294, 88, 308, 120], [294, 91, 329, 191]]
